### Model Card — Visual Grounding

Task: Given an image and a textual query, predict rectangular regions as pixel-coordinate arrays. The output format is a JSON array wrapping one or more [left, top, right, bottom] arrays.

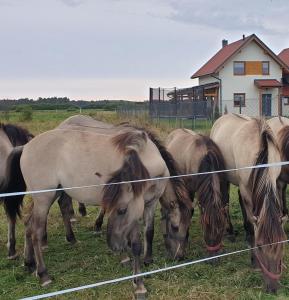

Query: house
[[190, 34, 289, 116], [278, 48, 289, 114]]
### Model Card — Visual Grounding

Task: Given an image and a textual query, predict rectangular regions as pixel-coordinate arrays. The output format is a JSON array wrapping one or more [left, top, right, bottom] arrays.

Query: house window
[[234, 61, 245, 75], [283, 97, 289, 106], [234, 93, 246, 107], [262, 61, 269, 75]]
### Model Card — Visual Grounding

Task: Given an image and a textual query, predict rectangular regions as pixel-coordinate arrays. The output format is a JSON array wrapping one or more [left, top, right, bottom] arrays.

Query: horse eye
[[117, 207, 127, 215], [171, 224, 179, 232]]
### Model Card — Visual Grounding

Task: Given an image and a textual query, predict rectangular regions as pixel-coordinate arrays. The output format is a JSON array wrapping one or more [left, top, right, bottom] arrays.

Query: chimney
[[222, 39, 228, 48], [242, 34, 245, 40]]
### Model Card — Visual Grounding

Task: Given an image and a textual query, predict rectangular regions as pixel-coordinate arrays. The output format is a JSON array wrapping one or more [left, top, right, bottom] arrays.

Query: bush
[[19, 106, 33, 121]]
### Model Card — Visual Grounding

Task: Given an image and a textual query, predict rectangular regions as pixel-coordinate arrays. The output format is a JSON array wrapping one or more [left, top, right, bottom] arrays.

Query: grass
[[0, 109, 288, 299]]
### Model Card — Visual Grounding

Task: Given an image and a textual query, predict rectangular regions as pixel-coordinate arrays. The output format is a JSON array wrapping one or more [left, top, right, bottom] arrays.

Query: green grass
[[0, 110, 288, 299]]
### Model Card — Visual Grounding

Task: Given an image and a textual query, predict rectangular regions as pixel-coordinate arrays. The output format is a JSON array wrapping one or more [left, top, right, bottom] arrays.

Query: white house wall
[[199, 76, 219, 86], [218, 41, 283, 116]]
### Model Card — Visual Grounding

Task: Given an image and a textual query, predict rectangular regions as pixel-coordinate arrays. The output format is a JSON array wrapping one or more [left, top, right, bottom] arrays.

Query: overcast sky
[[1, 0, 288, 100]]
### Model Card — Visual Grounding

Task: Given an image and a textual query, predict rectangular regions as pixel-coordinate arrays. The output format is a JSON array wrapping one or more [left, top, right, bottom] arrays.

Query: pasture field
[[0, 110, 289, 299]]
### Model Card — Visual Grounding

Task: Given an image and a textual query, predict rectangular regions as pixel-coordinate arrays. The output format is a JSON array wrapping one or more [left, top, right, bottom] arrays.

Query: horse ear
[[281, 215, 288, 224]]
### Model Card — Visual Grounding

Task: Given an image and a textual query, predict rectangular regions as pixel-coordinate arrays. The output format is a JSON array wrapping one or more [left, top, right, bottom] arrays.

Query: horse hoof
[[121, 256, 131, 266], [134, 287, 147, 300], [7, 253, 19, 260], [144, 257, 153, 266], [41, 279, 52, 287], [41, 245, 49, 251], [93, 230, 102, 236]]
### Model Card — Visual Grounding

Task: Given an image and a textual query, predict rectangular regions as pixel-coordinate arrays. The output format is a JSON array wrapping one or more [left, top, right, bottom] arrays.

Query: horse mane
[[0, 123, 34, 146], [122, 125, 192, 222], [102, 130, 150, 212], [144, 129, 192, 218], [278, 125, 289, 161], [249, 119, 285, 254], [195, 135, 227, 236]]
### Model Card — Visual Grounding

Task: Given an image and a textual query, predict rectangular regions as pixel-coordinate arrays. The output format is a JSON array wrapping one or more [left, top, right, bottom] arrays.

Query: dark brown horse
[[0, 123, 33, 259]]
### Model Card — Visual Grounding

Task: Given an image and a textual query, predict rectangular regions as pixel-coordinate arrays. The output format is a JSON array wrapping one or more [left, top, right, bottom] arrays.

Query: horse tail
[[2, 146, 26, 220], [249, 119, 285, 253], [103, 130, 150, 212], [196, 136, 227, 237]]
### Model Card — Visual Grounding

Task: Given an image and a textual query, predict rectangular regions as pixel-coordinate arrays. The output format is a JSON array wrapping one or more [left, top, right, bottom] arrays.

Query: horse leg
[[31, 196, 55, 286], [238, 189, 254, 245], [6, 214, 17, 259], [224, 183, 235, 242], [280, 181, 288, 216], [143, 199, 157, 266], [94, 207, 105, 233], [58, 193, 77, 244], [130, 223, 147, 299], [24, 214, 36, 273], [239, 187, 258, 270], [78, 203, 87, 217]]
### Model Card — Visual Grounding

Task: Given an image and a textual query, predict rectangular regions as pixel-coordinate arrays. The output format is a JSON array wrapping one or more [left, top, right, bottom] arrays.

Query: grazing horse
[[267, 116, 289, 216], [56, 115, 193, 261], [211, 113, 286, 293], [20, 126, 170, 296], [0, 123, 32, 259], [164, 129, 228, 257]]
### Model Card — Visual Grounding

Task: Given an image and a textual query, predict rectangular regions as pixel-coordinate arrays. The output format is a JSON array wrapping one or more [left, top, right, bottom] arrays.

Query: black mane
[[1, 123, 34, 146]]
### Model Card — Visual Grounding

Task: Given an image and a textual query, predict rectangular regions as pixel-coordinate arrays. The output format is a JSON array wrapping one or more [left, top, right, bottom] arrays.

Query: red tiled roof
[[279, 48, 289, 67], [191, 35, 251, 79], [191, 34, 289, 79], [254, 79, 282, 88], [282, 85, 289, 97]]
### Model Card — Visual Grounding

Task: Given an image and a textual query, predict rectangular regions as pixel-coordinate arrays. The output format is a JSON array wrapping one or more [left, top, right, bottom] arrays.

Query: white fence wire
[[2, 160, 287, 299]]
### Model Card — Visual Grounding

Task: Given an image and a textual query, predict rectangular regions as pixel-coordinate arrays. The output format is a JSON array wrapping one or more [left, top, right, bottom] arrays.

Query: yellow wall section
[[245, 61, 262, 75]]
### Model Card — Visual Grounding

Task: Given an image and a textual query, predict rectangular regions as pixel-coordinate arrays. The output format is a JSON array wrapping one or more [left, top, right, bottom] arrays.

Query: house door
[[262, 94, 272, 116]]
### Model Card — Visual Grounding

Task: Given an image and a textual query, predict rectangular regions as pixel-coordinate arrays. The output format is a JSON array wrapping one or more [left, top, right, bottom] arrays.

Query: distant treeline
[[0, 97, 147, 111]]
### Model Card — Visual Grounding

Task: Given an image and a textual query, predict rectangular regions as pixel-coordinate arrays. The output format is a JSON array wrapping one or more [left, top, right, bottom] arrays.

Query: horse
[[210, 113, 286, 293], [0, 123, 33, 259], [165, 128, 228, 257], [56, 115, 193, 261], [19, 126, 173, 297], [267, 116, 289, 217]]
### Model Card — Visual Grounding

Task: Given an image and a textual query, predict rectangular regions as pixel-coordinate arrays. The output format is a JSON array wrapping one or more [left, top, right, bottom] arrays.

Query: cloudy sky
[[1, 0, 288, 100]]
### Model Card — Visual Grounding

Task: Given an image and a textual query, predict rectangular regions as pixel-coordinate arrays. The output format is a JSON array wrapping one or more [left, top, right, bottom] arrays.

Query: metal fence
[[117, 89, 286, 131]]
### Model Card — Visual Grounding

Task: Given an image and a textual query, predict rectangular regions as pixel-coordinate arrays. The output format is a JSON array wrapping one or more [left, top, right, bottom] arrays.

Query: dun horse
[[56, 115, 192, 261], [165, 129, 228, 257], [20, 125, 171, 296], [0, 123, 32, 259], [267, 116, 289, 216], [211, 113, 286, 293]]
